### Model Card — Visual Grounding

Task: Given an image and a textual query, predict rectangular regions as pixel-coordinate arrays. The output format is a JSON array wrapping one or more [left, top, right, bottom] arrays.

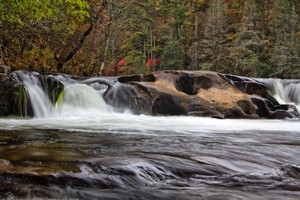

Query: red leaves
[[146, 58, 161, 72], [114, 59, 127, 75]]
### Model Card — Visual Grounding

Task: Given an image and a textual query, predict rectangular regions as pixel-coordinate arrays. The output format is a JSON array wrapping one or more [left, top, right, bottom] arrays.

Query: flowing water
[[0, 73, 300, 199], [258, 78, 300, 112]]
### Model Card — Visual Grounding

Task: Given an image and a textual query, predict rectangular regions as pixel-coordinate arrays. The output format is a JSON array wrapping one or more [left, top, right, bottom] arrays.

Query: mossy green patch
[[18, 85, 28, 117]]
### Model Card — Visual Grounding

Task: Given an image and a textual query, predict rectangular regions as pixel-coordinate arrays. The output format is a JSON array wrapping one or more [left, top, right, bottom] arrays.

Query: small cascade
[[260, 78, 300, 111], [13, 71, 113, 118], [285, 82, 300, 104], [24, 82, 54, 117], [13, 71, 54, 117], [60, 83, 112, 114]]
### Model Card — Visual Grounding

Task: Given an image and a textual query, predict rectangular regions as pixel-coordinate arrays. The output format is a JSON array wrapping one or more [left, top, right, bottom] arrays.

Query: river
[[0, 72, 300, 199]]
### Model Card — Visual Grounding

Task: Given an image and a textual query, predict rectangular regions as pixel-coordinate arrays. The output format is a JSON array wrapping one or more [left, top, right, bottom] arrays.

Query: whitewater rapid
[[1, 113, 299, 135], [258, 78, 300, 112], [1, 72, 300, 200], [1, 71, 299, 134]]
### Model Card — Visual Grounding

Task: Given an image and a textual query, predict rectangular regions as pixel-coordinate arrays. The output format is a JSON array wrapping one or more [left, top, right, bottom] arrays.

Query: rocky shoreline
[[0, 65, 299, 119], [104, 71, 299, 119]]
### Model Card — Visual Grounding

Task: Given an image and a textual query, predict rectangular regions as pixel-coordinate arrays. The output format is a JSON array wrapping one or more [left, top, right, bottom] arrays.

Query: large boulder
[[0, 65, 20, 116], [104, 71, 300, 119], [0, 67, 298, 119]]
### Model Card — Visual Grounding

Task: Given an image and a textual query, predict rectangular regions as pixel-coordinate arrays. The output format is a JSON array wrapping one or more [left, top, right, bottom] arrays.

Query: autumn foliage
[[0, 0, 299, 78]]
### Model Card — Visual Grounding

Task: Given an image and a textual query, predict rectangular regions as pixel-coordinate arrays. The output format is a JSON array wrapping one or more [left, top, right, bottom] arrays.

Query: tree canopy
[[0, 0, 299, 78]]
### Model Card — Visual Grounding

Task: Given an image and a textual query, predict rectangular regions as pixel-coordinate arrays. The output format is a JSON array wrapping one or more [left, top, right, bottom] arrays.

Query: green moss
[[18, 85, 28, 117], [55, 88, 65, 111]]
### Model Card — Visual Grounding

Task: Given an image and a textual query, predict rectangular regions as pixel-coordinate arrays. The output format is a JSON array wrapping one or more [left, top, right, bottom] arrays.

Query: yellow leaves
[[155, 0, 163, 11], [65, 0, 90, 21], [225, 0, 243, 24], [196, 0, 206, 5], [227, 33, 238, 41], [1, 0, 90, 32], [260, 40, 270, 46]]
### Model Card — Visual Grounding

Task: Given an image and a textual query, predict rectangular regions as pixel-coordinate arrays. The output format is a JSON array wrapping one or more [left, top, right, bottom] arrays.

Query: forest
[[0, 0, 299, 78]]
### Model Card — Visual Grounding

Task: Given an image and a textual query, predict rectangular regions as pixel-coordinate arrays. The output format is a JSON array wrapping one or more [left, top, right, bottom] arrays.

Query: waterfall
[[260, 78, 300, 112], [13, 71, 54, 117], [13, 71, 300, 118], [13, 71, 112, 118], [59, 83, 112, 115]]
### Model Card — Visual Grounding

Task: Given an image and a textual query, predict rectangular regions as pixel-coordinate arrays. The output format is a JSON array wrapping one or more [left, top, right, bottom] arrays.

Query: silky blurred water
[[1, 72, 299, 199], [0, 114, 300, 199]]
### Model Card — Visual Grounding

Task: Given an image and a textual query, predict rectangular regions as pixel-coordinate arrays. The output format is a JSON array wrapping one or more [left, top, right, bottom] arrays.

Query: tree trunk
[[56, 23, 94, 71], [100, 37, 110, 75]]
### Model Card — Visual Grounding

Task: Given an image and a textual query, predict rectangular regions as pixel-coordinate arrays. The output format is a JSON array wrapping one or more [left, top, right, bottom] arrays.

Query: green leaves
[[1, 0, 300, 78], [161, 40, 184, 70], [0, 0, 89, 29]]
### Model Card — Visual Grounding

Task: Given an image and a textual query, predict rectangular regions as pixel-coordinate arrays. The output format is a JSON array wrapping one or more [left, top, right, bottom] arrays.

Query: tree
[[161, 40, 184, 69], [1, 0, 300, 78], [270, 0, 300, 78], [0, 0, 90, 72]]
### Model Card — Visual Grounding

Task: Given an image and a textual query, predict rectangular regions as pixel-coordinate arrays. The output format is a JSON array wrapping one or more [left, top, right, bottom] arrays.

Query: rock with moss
[[0, 66, 64, 117], [0, 65, 20, 116]]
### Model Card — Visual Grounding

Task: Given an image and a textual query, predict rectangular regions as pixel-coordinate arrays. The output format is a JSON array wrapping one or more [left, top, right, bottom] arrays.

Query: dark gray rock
[[0, 65, 11, 74], [0, 69, 20, 116]]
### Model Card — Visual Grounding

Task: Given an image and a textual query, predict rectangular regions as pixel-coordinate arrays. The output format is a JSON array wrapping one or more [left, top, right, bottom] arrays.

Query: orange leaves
[[146, 58, 161, 72], [113, 59, 127, 75], [225, 0, 244, 25]]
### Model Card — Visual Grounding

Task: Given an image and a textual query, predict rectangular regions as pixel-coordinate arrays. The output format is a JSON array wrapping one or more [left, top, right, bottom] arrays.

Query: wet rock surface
[[0, 67, 299, 119], [225, 74, 300, 119], [0, 65, 20, 116], [0, 67, 64, 117], [104, 71, 300, 119]]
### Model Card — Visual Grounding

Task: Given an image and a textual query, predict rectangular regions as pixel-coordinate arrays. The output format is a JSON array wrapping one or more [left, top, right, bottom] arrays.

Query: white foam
[[0, 113, 299, 135]]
